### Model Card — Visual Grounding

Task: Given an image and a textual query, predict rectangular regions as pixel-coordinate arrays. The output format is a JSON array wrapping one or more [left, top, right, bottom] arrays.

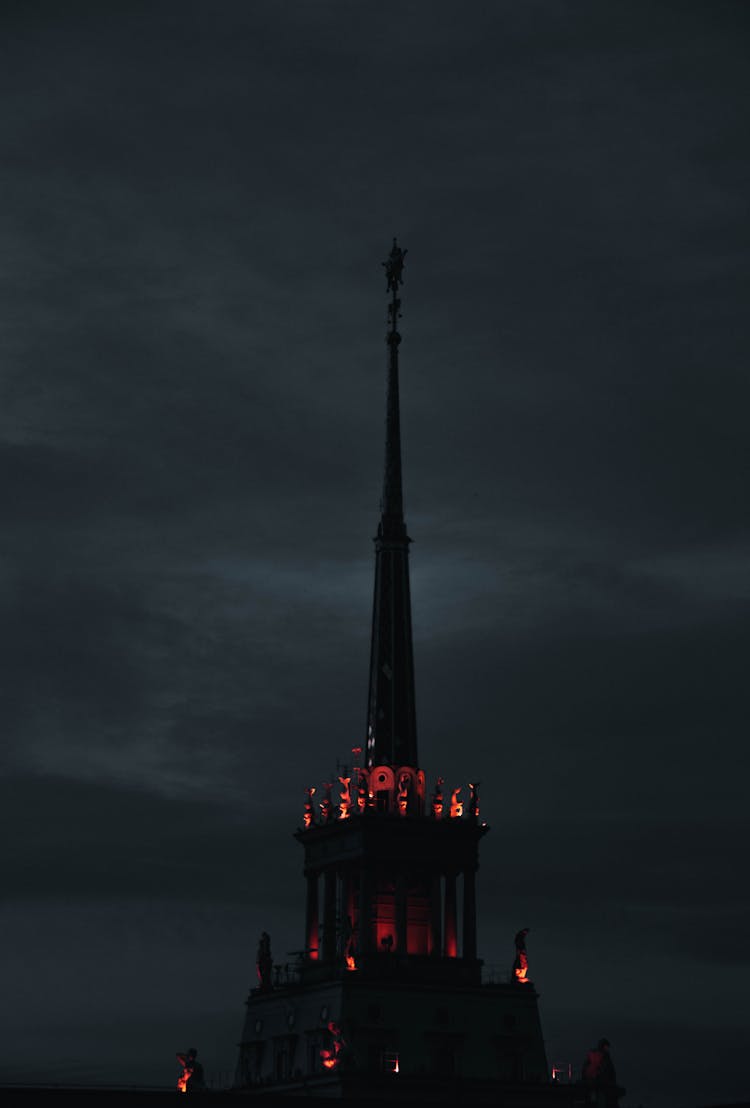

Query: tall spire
[[365, 239, 418, 770]]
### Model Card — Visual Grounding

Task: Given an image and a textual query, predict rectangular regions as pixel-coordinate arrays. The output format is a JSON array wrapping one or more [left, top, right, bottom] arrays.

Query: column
[[395, 868, 408, 954], [444, 872, 457, 958], [305, 870, 319, 960], [322, 868, 337, 962], [429, 871, 442, 956], [462, 867, 477, 960]]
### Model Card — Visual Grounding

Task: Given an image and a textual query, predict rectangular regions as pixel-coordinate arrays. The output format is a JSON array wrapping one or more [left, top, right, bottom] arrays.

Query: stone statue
[[338, 775, 352, 820], [469, 781, 480, 820], [431, 776, 444, 819], [176, 1047, 204, 1093], [357, 769, 368, 813], [383, 237, 407, 293], [320, 782, 334, 823], [397, 771, 410, 815], [303, 786, 316, 829], [513, 927, 530, 983], [582, 1038, 618, 1104], [343, 914, 356, 970], [320, 1020, 346, 1071], [256, 930, 273, 991]]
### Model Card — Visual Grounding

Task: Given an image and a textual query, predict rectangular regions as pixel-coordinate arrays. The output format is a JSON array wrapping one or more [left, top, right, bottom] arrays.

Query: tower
[[235, 242, 552, 1101]]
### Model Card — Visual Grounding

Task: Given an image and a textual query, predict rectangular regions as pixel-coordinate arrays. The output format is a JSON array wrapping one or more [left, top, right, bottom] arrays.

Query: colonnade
[[304, 863, 477, 962]]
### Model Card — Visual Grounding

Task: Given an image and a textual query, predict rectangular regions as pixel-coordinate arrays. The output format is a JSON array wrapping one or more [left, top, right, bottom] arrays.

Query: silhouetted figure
[[176, 1047, 205, 1093], [320, 1020, 346, 1071], [582, 1038, 619, 1107], [431, 776, 444, 818], [256, 931, 272, 991], [303, 786, 316, 828], [343, 913, 356, 969], [338, 775, 352, 819], [449, 787, 463, 818], [357, 769, 368, 813], [320, 782, 334, 823], [513, 927, 530, 983], [397, 771, 410, 815], [469, 781, 480, 820]]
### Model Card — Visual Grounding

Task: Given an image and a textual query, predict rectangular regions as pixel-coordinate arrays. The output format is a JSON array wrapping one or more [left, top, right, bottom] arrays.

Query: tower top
[[365, 238, 418, 769], [383, 236, 407, 295]]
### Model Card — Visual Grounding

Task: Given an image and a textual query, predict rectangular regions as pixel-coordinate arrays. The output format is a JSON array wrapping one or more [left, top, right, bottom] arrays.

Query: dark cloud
[[1, 1, 748, 1104]]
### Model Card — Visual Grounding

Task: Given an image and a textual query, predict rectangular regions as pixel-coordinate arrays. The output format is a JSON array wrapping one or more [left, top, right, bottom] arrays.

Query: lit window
[[382, 1051, 400, 1074]]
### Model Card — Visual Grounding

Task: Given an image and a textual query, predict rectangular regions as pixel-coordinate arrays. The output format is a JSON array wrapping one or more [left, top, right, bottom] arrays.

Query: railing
[[482, 963, 512, 984]]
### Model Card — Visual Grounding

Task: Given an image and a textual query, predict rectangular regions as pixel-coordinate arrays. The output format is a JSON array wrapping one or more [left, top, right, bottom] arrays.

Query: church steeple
[[365, 239, 418, 770]]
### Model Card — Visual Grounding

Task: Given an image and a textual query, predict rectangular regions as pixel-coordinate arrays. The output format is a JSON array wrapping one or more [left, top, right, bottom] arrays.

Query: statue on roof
[[469, 781, 481, 821], [303, 786, 316, 829], [513, 927, 530, 984], [320, 782, 334, 823], [256, 931, 273, 991], [383, 237, 407, 293], [338, 775, 352, 820], [431, 776, 444, 819]]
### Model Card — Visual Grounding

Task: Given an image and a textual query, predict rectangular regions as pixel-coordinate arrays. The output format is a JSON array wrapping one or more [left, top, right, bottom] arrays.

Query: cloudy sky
[[2, 2, 748, 1104]]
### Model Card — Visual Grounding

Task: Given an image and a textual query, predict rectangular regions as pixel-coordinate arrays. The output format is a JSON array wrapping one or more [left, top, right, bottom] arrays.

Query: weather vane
[[382, 237, 407, 294]]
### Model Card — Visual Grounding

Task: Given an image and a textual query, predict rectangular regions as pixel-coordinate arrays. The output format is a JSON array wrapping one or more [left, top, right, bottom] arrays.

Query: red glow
[[514, 951, 529, 983], [320, 1021, 345, 1071], [449, 787, 463, 818], [345, 954, 356, 971], [397, 772, 409, 815], [303, 786, 316, 828], [338, 775, 352, 819], [176, 1053, 195, 1094]]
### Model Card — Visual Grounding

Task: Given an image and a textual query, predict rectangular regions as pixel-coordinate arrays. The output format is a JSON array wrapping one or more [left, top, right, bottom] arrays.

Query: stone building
[[234, 242, 562, 1102]]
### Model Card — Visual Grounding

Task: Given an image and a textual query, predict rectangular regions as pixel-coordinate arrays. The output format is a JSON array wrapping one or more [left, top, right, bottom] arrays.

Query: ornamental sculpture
[[450, 787, 463, 819], [513, 927, 530, 984], [357, 769, 368, 813], [397, 771, 411, 815], [256, 931, 273, 991], [382, 236, 407, 293], [469, 781, 480, 820], [320, 782, 334, 824], [176, 1048, 204, 1094], [338, 775, 352, 820], [431, 776, 444, 819], [303, 786, 316, 829]]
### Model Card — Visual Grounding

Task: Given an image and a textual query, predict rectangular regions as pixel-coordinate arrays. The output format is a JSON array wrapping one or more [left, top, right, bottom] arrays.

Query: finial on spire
[[383, 237, 407, 294]]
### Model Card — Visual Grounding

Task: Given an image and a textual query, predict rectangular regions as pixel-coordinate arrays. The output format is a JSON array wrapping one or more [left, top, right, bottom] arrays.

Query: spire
[[380, 238, 407, 536], [365, 239, 418, 770]]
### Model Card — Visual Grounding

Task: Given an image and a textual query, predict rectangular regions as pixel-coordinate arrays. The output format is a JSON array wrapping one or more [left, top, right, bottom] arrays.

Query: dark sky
[[2, 2, 748, 1103]]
